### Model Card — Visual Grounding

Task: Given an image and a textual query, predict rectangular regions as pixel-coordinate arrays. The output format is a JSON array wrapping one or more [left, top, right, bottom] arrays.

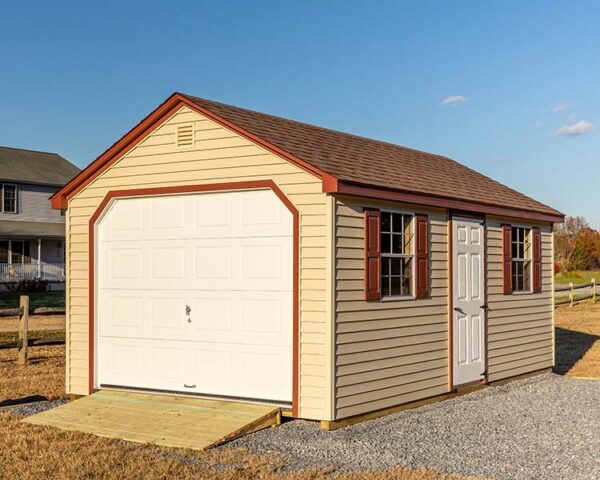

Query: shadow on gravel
[[554, 326, 600, 374]]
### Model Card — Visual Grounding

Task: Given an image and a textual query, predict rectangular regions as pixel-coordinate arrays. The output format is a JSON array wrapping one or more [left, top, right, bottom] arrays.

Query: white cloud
[[551, 102, 571, 113], [441, 95, 468, 106], [556, 120, 593, 137]]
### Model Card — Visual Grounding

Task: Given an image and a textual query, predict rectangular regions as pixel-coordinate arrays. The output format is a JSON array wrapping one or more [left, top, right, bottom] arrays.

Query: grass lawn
[[555, 270, 600, 285], [555, 301, 600, 377], [0, 290, 65, 310]]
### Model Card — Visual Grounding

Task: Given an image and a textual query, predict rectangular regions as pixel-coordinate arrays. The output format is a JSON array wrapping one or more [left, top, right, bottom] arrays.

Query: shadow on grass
[[554, 326, 600, 375]]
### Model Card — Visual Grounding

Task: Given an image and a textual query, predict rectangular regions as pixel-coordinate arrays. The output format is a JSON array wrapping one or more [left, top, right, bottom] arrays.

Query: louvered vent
[[177, 124, 194, 147]]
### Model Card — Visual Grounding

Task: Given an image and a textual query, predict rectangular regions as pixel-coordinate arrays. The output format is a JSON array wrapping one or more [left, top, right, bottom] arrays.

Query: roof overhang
[[324, 180, 564, 223], [51, 92, 564, 224]]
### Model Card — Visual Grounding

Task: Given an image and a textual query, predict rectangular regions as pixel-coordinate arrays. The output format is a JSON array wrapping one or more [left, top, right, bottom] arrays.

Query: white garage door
[[95, 189, 293, 404]]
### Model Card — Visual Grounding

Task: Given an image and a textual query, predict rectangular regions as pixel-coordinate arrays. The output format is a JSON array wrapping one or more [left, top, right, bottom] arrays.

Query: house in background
[[0, 146, 79, 283]]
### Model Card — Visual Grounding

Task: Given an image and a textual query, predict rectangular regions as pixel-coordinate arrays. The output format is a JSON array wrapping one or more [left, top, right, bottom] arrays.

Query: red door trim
[[87, 180, 300, 417]]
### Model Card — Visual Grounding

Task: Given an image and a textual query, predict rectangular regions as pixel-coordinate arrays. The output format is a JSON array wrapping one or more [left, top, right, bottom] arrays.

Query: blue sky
[[1, 1, 598, 225]]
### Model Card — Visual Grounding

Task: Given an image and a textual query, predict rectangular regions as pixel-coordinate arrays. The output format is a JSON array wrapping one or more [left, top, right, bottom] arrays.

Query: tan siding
[[65, 106, 329, 420], [333, 196, 450, 419], [485, 218, 554, 382]]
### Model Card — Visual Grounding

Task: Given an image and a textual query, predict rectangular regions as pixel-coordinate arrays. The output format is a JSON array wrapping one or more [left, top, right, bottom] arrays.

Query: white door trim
[[451, 216, 486, 387]]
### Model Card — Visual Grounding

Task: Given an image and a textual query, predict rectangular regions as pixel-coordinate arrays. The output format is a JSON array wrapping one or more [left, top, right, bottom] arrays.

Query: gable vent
[[177, 124, 194, 148]]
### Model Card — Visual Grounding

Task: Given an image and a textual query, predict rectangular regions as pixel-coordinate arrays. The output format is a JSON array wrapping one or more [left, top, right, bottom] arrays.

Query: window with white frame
[[380, 211, 414, 297], [512, 226, 531, 292], [1, 184, 17, 213]]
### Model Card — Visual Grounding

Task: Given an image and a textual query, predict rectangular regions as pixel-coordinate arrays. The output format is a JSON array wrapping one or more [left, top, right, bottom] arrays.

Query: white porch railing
[[0, 263, 65, 282]]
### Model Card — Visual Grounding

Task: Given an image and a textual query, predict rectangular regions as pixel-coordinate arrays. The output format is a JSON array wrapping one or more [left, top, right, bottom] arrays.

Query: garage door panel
[[240, 190, 293, 236], [103, 294, 144, 331], [97, 190, 293, 403], [150, 246, 187, 280], [193, 245, 233, 281], [150, 195, 187, 231]]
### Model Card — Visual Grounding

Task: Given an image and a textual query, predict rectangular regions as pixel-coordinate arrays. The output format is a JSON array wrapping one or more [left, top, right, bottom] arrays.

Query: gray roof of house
[[0, 146, 80, 187], [0, 220, 65, 238]]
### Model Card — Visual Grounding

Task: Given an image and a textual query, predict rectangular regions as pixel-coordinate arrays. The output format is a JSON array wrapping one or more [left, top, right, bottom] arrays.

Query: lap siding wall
[[333, 196, 450, 420], [485, 217, 554, 382], [65, 106, 331, 420]]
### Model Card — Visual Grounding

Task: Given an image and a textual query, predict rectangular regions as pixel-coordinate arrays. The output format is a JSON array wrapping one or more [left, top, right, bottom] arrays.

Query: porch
[[0, 238, 65, 282]]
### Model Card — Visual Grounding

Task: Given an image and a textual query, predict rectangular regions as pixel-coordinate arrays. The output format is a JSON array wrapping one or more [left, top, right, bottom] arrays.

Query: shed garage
[[52, 92, 564, 424]]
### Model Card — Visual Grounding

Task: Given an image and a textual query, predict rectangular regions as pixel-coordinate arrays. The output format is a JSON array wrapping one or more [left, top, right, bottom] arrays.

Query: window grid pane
[[511, 226, 531, 292], [2, 185, 16, 213], [380, 212, 414, 297]]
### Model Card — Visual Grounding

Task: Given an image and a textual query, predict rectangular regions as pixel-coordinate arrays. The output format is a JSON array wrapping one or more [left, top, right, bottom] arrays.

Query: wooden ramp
[[24, 390, 281, 450]]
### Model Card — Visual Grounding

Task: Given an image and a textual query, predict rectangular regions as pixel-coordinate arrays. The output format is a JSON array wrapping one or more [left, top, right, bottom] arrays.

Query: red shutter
[[502, 224, 513, 295], [415, 214, 429, 299], [532, 227, 542, 293], [364, 208, 381, 301]]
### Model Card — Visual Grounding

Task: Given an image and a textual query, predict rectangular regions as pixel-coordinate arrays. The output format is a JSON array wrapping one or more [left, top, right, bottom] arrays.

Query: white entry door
[[452, 217, 486, 386], [95, 189, 293, 404]]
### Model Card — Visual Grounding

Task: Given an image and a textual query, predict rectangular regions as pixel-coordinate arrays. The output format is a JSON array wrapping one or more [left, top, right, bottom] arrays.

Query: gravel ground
[[228, 374, 600, 480], [7, 399, 68, 417]]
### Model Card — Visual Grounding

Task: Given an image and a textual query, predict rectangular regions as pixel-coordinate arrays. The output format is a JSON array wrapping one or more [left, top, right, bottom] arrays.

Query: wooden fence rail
[[555, 278, 597, 307]]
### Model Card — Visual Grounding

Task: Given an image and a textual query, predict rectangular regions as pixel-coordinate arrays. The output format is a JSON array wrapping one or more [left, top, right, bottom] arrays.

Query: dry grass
[[0, 345, 65, 402], [0, 314, 65, 333], [0, 345, 481, 479], [0, 413, 483, 479], [555, 301, 600, 377]]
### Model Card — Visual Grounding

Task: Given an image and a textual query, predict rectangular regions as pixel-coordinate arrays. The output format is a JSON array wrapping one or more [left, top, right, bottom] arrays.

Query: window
[[511, 226, 531, 292], [0, 241, 8, 263], [2, 184, 17, 213], [10, 240, 31, 264], [380, 211, 414, 297]]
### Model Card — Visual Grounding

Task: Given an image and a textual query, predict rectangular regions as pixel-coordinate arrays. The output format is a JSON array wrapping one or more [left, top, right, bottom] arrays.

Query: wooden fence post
[[569, 282, 574, 307], [17, 295, 29, 365], [593, 278, 597, 302]]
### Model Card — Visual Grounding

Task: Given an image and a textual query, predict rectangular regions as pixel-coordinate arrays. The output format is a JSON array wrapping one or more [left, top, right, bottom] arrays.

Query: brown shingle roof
[[182, 94, 562, 217]]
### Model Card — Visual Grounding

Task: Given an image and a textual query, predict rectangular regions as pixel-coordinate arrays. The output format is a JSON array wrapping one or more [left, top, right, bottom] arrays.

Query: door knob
[[185, 305, 191, 315]]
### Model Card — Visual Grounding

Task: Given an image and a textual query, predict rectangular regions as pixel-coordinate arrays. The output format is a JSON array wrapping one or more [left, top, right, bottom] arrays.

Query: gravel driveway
[[229, 374, 600, 480]]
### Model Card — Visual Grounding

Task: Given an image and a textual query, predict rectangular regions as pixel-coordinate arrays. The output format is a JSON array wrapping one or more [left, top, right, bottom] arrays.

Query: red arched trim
[[87, 180, 300, 417]]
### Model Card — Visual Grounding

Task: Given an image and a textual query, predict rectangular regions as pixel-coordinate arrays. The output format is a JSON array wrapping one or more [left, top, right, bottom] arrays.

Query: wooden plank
[[24, 390, 280, 450]]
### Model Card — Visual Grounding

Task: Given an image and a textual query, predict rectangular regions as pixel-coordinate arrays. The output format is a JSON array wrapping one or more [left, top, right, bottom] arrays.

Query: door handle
[[185, 305, 191, 316], [481, 304, 489, 311], [453, 307, 464, 313]]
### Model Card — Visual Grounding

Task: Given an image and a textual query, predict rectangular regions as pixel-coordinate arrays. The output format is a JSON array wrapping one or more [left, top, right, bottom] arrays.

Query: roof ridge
[[0, 145, 60, 156], [180, 93, 450, 160]]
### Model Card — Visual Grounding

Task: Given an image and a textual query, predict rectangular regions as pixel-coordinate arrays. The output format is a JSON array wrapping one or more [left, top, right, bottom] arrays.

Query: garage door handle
[[184, 384, 196, 388]]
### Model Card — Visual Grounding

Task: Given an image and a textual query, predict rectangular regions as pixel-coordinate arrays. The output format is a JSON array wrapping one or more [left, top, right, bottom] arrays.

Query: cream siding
[[65, 106, 330, 420], [333, 196, 450, 420], [485, 217, 554, 382]]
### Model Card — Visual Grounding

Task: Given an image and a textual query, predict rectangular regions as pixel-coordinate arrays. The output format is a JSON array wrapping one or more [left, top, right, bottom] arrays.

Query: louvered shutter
[[364, 208, 381, 301], [532, 227, 542, 293], [415, 214, 429, 298], [502, 224, 513, 295]]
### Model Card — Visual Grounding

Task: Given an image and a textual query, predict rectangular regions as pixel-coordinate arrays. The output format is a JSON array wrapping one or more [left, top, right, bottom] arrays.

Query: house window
[[2, 184, 17, 213], [512, 226, 531, 292], [0, 241, 8, 263], [380, 211, 414, 297], [11, 240, 31, 264]]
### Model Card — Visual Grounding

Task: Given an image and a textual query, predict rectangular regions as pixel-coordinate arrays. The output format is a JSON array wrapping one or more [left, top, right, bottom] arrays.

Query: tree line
[[554, 216, 600, 272]]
